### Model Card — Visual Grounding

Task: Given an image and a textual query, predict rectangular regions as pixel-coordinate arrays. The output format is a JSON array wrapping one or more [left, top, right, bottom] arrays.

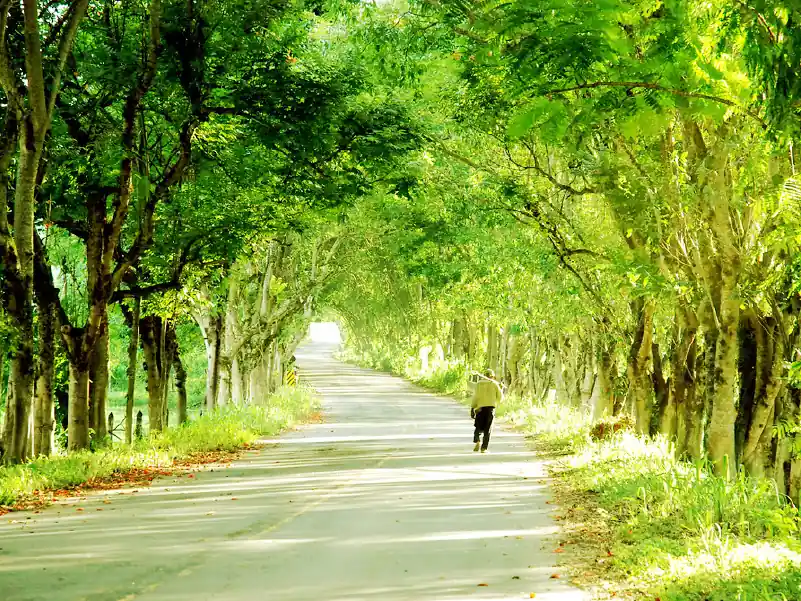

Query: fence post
[[135, 411, 144, 440], [108, 412, 114, 440]]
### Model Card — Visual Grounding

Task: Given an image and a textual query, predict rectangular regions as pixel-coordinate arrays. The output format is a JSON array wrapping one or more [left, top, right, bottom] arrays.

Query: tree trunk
[[204, 313, 223, 411], [274, 349, 283, 390], [2, 378, 15, 459], [652, 343, 670, 437], [686, 301, 717, 461], [627, 299, 655, 434], [527, 330, 538, 397], [0, 341, 6, 456], [218, 364, 231, 406], [231, 357, 243, 404], [580, 342, 596, 410], [265, 342, 275, 395], [742, 316, 785, 476], [466, 320, 478, 364], [487, 324, 498, 374], [707, 272, 740, 478], [779, 388, 801, 501], [735, 312, 761, 464], [125, 298, 141, 444], [89, 319, 110, 441], [592, 341, 615, 420], [789, 457, 801, 507], [162, 324, 177, 428], [249, 356, 266, 403], [33, 300, 56, 456], [0, 341, 6, 417], [3, 115, 40, 464], [140, 316, 164, 433], [672, 307, 699, 455], [5, 347, 34, 463], [452, 318, 465, 360], [161, 361, 172, 429], [499, 325, 510, 385], [68, 362, 90, 451], [218, 277, 240, 406], [175, 348, 188, 424]]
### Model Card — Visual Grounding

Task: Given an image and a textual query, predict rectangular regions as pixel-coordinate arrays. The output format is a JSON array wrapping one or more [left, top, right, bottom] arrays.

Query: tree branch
[[105, 0, 161, 272], [111, 234, 200, 302], [735, 1, 775, 44], [33, 229, 72, 345], [510, 141, 598, 195], [0, 0, 25, 111], [545, 81, 765, 126], [22, 0, 49, 130], [112, 119, 196, 290]]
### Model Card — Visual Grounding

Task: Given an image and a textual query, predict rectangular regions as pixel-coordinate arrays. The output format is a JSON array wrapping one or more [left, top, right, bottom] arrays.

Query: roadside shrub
[[590, 413, 635, 441], [500, 395, 591, 453], [414, 362, 469, 396], [562, 431, 801, 600]]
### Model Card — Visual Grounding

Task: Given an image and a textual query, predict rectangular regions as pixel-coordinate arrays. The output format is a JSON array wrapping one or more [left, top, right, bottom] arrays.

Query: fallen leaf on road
[[231, 497, 238, 501], [76, 508, 83, 512], [554, 548, 564, 553], [550, 574, 560, 579], [477, 583, 488, 587], [530, 594, 536, 599]]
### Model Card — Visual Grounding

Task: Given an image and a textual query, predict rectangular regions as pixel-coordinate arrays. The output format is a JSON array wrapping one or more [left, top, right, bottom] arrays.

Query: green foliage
[[414, 362, 469, 396], [499, 395, 591, 454], [0, 386, 319, 507], [559, 432, 801, 600]]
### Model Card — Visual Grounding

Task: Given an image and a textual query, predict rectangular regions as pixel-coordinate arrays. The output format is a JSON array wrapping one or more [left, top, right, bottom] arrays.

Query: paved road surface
[[0, 343, 587, 601]]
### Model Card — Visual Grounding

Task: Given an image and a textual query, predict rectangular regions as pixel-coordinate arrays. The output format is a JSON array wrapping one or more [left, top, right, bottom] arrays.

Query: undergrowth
[[0, 385, 319, 507], [560, 433, 801, 601]]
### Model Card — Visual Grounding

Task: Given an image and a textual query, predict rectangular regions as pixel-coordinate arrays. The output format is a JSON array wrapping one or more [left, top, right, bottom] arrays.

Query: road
[[0, 344, 587, 601]]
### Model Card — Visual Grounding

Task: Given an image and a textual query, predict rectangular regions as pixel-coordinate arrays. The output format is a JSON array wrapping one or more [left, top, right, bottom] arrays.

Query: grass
[[555, 433, 801, 601], [345, 347, 801, 600], [0, 385, 319, 507], [496, 393, 590, 454]]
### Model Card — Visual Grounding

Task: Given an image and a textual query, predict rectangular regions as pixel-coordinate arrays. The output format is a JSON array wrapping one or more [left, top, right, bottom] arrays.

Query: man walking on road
[[471, 369, 502, 453]]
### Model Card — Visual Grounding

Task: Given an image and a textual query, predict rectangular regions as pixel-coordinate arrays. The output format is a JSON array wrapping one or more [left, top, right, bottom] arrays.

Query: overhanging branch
[[545, 81, 765, 126]]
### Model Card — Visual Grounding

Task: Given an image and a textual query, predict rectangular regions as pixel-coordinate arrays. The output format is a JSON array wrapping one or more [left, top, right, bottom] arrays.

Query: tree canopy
[[2, 0, 801, 528]]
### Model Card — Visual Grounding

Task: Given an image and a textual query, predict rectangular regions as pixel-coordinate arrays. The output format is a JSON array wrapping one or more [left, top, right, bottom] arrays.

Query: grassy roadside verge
[[0, 386, 320, 511], [344, 350, 801, 601]]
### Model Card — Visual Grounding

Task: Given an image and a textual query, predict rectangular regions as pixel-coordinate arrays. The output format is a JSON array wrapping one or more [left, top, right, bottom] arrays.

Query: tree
[[0, 0, 88, 462]]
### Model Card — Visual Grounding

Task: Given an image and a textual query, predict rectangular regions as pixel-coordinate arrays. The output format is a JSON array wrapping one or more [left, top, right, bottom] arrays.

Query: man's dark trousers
[[473, 406, 495, 450]]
